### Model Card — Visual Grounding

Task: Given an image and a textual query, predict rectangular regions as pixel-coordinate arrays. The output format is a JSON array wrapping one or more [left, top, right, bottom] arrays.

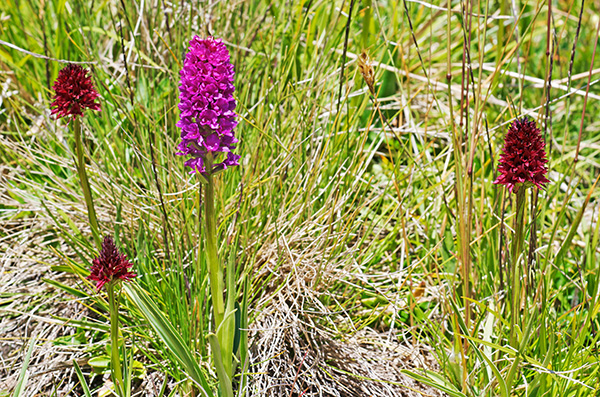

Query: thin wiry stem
[[0, 39, 98, 64], [574, 13, 600, 163], [336, 0, 356, 116], [543, 0, 554, 154], [560, 0, 584, 160], [147, 123, 173, 266]]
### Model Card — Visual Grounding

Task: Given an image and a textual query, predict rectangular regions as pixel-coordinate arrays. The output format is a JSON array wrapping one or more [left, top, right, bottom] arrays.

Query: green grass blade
[[208, 334, 233, 397], [400, 369, 467, 397], [124, 282, 213, 396], [73, 360, 93, 397], [12, 335, 37, 397], [555, 174, 600, 266]]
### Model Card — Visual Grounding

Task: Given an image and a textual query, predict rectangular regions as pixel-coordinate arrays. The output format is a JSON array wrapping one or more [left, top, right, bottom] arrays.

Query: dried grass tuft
[[247, 234, 444, 397]]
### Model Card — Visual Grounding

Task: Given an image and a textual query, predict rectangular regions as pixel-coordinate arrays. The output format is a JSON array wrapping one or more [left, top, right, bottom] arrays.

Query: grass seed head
[[358, 50, 375, 96]]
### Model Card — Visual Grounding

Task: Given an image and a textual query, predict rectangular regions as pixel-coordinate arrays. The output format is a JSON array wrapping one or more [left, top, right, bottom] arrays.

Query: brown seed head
[[358, 50, 375, 96]]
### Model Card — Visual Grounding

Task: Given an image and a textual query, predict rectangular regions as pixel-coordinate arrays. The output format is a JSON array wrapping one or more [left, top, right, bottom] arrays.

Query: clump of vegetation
[[1, 0, 599, 396]]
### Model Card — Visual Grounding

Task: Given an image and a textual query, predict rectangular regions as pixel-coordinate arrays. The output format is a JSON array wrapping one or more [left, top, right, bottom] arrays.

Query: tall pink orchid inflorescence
[[493, 117, 549, 193], [51, 64, 101, 120], [176, 36, 242, 393], [88, 235, 136, 291], [177, 36, 240, 174]]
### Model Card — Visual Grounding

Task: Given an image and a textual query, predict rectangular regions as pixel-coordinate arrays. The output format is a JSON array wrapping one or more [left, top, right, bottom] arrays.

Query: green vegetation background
[[1, 0, 599, 395]]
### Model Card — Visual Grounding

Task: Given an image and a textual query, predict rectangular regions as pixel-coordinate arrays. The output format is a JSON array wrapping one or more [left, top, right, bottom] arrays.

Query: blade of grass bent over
[[124, 282, 213, 396]]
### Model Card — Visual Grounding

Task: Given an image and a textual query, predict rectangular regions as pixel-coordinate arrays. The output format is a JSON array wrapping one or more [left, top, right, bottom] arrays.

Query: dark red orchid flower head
[[493, 117, 549, 194], [88, 236, 136, 291], [51, 64, 101, 120]]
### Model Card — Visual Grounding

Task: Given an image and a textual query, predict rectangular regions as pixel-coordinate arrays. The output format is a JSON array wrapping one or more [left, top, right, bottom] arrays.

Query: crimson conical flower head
[[51, 64, 101, 120], [176, 36, 240, 174], [88, 236, 136, 291], [493, 117, 549, 193]]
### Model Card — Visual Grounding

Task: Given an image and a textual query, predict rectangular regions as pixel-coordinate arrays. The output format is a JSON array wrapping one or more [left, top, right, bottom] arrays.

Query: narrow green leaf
[[124, 283, 213, 396], [73, 360, 93, 397], [12, 335, 37, 397], [237, 275, 249, 397], [50, 316, 109, 333], [400, 369, 467, 397], [556, 174, 600, 266], [233, 301, 241, 356], [477, 346, 509, 397], [124, 344, 132, 397], [43, 278, 89, 299], [208, 334, 233, 397]]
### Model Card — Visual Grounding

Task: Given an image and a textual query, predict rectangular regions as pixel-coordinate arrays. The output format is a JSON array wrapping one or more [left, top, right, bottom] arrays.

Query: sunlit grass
[[1, 0, 600, 395]]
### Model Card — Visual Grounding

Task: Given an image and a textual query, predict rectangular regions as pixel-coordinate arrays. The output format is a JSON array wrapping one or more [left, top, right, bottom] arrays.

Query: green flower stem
[[204, 155, 225, 329], [72, 117, 101, 249], [510, 187, 526, 346], [108, 283, 124, 397], [203, 155, 236, 393]]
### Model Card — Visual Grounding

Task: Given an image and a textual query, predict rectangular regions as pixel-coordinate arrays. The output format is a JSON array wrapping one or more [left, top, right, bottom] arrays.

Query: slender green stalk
[[204, 154, 225, 329], [446, 2, 470, 384], [72, 117, 101, 249], [362, 0, 372, 49], [496, 0, 506, 70], [203, 155, 236, 394], [510, 187, 526, 346], [108, 283, 124, 397]]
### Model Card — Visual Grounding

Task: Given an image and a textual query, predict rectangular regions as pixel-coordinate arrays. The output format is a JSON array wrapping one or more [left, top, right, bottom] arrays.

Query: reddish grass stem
[[574, 13, 600, 163]]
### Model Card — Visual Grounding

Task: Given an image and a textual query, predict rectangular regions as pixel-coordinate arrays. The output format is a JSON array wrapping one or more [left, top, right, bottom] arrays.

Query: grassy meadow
[[1, 0, 600, 395]]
